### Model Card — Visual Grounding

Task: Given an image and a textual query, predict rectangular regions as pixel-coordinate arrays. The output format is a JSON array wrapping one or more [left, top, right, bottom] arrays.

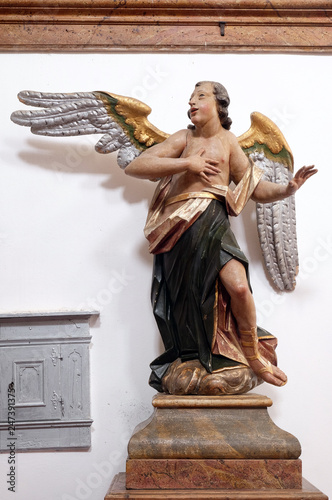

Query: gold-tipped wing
[[238, 111, 294, 171], [97, 92, 169, 148], [11, 93, 299, 290], [238, 112, 298, 291], [11, 90, 169, 168]]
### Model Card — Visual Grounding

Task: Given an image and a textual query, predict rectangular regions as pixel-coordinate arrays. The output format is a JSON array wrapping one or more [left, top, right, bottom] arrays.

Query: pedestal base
[[106, 394, 328, 499], [105, 473, 328, 499], [128, 394, 301, 460], [126, 458, 302, 490]]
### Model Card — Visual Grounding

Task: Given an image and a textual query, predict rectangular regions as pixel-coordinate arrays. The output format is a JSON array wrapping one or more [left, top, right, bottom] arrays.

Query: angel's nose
[[188, 97, 195, 106]]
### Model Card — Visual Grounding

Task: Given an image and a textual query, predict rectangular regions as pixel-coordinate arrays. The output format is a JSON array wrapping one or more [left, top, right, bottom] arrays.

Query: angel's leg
[[219, 258, 287, 387]]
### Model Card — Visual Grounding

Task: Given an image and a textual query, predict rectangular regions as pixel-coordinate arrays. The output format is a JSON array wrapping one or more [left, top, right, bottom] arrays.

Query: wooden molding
[[0, 0, 331, 52]]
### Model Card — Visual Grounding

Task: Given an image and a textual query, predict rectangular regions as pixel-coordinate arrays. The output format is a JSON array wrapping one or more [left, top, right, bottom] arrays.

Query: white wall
[[0, 53, 331, 499]]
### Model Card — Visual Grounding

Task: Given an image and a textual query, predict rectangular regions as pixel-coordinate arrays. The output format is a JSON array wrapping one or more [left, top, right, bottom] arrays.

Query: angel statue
[[11, 81, 317, 395]]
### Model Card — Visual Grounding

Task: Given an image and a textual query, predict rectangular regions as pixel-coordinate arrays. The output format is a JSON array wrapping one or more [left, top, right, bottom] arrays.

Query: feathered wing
[[238, 112, 298, 291], [10, 90, 169, 168], [11, 94, 298, 289]]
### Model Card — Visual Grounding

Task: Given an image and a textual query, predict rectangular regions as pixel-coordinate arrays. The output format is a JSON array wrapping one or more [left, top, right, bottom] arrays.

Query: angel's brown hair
[[188, 81, 232, 130]]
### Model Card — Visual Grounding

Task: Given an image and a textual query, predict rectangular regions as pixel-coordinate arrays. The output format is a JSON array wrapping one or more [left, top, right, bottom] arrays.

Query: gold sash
[[164, 191, 219, 207]]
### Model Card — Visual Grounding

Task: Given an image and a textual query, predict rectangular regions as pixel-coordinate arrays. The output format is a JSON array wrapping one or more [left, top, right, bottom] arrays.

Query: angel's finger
[[204, 164, 221, 173], [301, 167, 317, 178], [302, 165, 316, 172], [295, 166, 315, 179], [202, 166, 217, 174], [205, 158, 219, 166], [302, 165, 316, 173], [294, 166, 307, 176], [303, 171, 318, 180], [200, 172, 212, 184]]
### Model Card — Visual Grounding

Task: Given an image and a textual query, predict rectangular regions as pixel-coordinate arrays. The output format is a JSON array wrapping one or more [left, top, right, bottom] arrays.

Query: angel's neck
[[195, 120, 223, 139]]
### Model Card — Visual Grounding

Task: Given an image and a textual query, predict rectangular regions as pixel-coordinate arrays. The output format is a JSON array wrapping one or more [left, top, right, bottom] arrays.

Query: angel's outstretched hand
[[286, 165, 318, 195]]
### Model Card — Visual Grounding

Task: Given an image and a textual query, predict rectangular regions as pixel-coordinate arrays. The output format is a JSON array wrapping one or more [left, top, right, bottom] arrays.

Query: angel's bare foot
[[239, 327, 287, 387]]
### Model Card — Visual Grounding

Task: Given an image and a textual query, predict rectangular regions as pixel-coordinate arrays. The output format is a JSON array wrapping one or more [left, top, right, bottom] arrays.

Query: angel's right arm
[[124, 130, 188, 180], [124, 129, 220, 182]]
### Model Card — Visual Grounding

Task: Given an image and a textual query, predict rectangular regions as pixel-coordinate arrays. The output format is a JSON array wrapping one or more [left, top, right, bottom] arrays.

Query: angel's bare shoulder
[[221, 128, 239, 147], [141, 129, 188, 159]]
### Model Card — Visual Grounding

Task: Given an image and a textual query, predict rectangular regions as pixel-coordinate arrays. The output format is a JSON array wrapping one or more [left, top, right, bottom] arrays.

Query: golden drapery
[[144, 159, 263, 255]]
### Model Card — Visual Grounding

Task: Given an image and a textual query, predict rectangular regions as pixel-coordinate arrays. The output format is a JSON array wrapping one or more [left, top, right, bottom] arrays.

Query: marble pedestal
[[105, 474, 327, 499], [104, 393, 328, 499]]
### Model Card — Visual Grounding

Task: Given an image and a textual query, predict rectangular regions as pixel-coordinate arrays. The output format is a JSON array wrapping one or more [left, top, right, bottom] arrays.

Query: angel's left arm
[[251, 165, 317, 203], [229, 136, 317, 203]]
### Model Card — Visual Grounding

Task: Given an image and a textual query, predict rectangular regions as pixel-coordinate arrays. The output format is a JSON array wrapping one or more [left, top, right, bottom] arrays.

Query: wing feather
[[272, 163, 298, 290], [245, 148, 299, 291], [11, 90, 169, 168], [251, 153, 286, 290], [238, 112, 294, 172], [239, 112, 298, 291]]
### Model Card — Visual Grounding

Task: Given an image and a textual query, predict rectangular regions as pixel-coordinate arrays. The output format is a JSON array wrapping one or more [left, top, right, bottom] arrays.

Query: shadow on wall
[[16, 137, 155, 206]]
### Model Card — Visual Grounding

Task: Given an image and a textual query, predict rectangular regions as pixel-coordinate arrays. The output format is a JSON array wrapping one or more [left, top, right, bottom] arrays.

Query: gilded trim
[[164, 192, 220, 207]]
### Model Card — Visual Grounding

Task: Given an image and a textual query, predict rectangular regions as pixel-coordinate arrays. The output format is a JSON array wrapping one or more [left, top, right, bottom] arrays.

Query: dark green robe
[[149, 199, 271, 392]]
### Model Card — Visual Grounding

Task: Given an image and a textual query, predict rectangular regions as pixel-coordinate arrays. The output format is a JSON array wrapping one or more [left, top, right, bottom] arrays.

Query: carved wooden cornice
[[0, 0, 331, 52]]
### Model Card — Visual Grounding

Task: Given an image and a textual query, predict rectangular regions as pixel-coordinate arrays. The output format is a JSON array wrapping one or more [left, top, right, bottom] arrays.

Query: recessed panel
[[14, 361, 45, 407]]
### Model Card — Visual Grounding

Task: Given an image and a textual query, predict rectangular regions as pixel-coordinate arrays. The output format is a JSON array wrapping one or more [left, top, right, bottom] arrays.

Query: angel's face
[[188, 83, 219, 126]]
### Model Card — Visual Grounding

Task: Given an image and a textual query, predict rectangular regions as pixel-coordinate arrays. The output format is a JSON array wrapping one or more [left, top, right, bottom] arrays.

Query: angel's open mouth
[[190, 108, 198, 115]]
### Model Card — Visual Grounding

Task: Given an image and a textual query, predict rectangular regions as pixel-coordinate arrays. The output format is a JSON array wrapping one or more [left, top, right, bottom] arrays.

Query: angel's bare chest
[[182, 135, 228, 163], [167, 136, 230, 195]]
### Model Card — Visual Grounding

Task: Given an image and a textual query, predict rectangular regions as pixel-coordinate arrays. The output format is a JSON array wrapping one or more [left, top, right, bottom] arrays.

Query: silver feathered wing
[[238, 112, 298, 291], [10, 90, 169, 168], [11, 92, 298, 291]]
